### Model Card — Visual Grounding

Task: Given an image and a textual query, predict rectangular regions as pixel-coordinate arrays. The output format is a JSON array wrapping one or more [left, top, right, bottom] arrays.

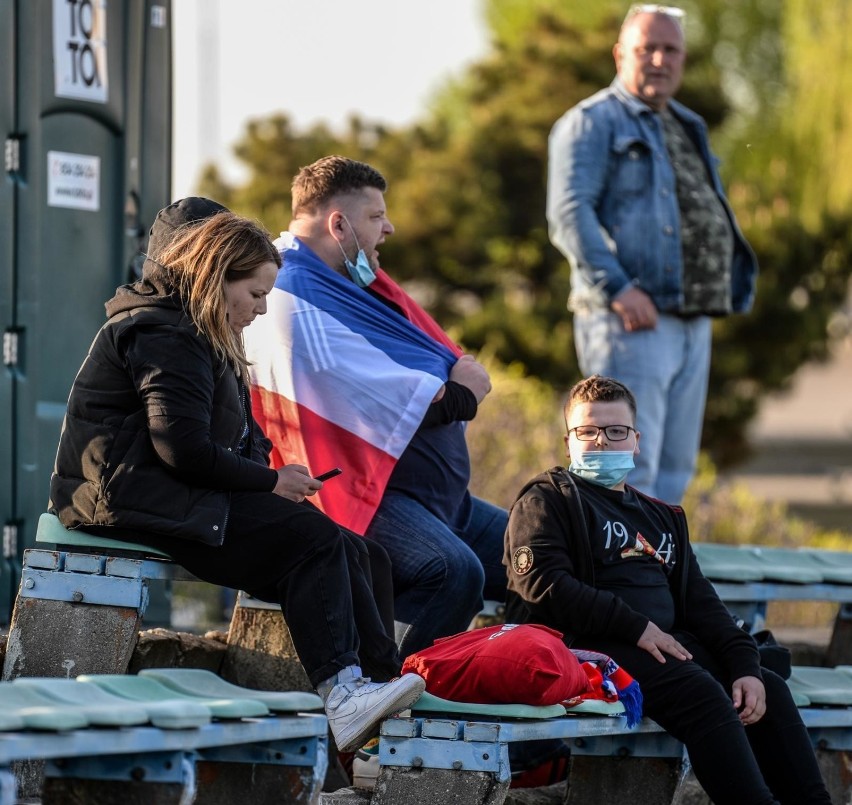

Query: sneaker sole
[[335, 679, 425, 752]]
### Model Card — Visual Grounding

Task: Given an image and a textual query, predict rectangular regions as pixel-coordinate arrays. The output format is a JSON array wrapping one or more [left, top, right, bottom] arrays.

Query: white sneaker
[[325, 673, 425, 752]]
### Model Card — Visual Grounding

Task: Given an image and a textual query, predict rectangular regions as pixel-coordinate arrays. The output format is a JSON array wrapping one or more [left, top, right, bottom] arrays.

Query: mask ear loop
[[339, 214, 364, 254]]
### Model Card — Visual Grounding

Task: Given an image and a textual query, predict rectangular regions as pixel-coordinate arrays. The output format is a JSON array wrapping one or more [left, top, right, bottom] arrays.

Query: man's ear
[[327, 210, 346, 241], [633, 430, 641, 456], [563, 434, 571, 461], [613, 42, 623, 72]]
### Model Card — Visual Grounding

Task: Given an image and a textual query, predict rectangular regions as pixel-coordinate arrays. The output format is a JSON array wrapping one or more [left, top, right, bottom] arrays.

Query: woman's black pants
[[141, 492, 402, 687]]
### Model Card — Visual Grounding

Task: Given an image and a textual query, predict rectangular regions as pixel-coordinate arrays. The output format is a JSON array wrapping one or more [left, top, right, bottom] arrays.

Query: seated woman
[[48, 198, 424, 752]]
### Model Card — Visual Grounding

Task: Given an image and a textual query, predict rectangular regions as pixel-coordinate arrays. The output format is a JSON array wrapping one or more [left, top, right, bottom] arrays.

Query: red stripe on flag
[[250, 386, 396, 534]]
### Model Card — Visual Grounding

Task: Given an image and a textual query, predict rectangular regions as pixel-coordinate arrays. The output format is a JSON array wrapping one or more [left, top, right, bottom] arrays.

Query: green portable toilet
[[0, 0, 173, 623]]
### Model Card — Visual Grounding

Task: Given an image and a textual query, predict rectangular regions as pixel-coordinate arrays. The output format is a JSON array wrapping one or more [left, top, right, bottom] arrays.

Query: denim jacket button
[[663, 225, 674, 235]]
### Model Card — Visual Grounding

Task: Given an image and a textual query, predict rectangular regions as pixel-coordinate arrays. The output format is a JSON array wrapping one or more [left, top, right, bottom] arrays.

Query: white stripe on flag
[[245, 287, 443, 458]]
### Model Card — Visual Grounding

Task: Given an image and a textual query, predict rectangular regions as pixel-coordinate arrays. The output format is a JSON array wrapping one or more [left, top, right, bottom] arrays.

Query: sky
[[171, 0, 489, 198]]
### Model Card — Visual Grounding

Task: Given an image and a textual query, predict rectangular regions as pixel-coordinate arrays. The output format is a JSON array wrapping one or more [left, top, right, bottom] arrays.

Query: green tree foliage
[[199, 0, 852, 470], [782, 0, 852, 228]]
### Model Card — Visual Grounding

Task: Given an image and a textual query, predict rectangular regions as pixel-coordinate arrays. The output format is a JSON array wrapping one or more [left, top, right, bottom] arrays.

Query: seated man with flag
[[244, 155, 507, 657]]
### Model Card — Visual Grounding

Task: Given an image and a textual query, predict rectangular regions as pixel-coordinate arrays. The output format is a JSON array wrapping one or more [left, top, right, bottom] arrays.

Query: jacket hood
[[105, 197, 229, 318], [146, 196, 229, 258]]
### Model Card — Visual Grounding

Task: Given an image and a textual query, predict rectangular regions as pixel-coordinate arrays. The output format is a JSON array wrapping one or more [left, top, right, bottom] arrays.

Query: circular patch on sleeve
[[512, 546, 534, 575]]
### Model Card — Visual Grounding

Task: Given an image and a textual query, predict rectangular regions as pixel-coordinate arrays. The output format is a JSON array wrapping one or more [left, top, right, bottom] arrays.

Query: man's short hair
[[564, 375, 638, 423], [291, 156, 387, 216], [621, 4, 685, 37]]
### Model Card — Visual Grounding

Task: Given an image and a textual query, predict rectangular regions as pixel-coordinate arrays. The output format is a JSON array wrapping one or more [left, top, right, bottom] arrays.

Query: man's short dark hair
[[291, 156, 387, 216], [564, 375, 638, 424]]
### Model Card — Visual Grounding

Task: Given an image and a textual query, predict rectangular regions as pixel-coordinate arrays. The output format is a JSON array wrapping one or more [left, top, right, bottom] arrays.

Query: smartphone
[[314, 467, 343, 482]]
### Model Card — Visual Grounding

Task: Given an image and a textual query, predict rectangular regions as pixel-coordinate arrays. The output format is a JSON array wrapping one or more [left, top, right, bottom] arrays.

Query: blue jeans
[[365, 493, 508, 658], [573, 310, 712, 504]]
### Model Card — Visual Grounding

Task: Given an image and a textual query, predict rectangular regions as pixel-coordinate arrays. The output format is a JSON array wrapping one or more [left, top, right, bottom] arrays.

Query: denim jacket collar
[[610, 77, 706, 133], [610, 77, 659, 119]]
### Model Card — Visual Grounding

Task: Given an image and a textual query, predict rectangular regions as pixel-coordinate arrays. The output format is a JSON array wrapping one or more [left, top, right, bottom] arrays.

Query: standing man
[[504, 375, 831, 805], [244, 156, 507, 658], [547, 4, 758, 503]]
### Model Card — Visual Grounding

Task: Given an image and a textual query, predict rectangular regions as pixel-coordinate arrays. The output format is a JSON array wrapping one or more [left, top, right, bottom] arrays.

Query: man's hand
[[732, 676, 766, 725], [449, 355, 492, 403], [637, 621, 693, 663], [611, 286, 658, 332], [272, 464, 322, 502]]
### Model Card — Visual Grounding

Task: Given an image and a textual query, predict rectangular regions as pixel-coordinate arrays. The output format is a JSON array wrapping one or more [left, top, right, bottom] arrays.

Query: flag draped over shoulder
[[244, 233, 463, 534]]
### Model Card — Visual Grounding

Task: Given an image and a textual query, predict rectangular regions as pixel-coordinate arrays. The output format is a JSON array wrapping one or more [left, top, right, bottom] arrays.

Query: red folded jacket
[[401, 623, 592, 706]]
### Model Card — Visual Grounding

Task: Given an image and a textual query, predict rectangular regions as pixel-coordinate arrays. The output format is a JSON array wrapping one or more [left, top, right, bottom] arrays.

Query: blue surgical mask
[[569, 450, 635, 489], [337, 216, 377, 287]]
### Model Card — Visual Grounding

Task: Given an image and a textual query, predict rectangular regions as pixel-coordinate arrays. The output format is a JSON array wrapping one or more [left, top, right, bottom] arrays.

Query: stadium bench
[[0, 670, 327, 805], [692, 542, 852, 665], [368, 671, 852, 805]]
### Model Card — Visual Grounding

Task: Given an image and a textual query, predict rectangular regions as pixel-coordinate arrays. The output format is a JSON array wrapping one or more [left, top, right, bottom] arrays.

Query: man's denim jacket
[[547, 78, 758, 314]]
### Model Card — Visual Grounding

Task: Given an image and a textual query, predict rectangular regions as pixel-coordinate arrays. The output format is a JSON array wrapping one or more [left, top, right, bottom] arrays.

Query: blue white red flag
[[244, 233, 462, 534]]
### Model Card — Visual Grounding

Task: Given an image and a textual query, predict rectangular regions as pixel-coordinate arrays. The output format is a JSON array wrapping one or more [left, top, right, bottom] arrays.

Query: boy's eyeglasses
[[568, 425, 636, 442]]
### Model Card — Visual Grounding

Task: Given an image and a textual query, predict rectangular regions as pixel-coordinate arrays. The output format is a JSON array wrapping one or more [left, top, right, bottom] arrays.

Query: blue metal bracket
[[381, 735, 511, 782], [808, 726, 852, 752], [0, 770, 16, 805], [18, 567, 149, 610], [567, 731, 683, 757], [198, 736, 321, 767], [44, 749, 193, 783]]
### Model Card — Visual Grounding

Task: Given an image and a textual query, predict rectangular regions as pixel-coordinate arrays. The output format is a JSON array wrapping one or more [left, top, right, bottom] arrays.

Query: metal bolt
[[71, 591, 84, 602], [130, 767, 145, 781], [23, 578, 34, 589], [411, 757, 423, 768], [452, 761, 463, 770]]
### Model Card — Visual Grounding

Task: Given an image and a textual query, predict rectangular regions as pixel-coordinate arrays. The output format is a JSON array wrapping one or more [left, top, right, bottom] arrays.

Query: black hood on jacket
[[106, 196, 229, 318]]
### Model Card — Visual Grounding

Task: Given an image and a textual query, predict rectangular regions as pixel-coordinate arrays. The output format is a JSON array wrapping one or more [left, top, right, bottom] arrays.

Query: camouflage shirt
[[660, 109, 734, 315]]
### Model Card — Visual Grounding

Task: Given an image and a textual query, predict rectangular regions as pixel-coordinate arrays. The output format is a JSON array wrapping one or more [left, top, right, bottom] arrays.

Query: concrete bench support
[[221, 593, 311, 692], [567, 755, 682, 804], [826, 603, 852, 666], [2, 548, 184, 681], [372, 766, 508, 805]]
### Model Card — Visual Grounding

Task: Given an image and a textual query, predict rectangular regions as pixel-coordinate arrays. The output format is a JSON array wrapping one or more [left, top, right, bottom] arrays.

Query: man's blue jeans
[[365, 493, 508, 658], [573, 310, 712, 504]]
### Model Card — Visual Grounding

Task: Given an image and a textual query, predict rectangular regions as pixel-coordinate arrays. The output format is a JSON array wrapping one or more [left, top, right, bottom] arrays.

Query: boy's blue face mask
[[336, 216, 377, 288], [569, 450, 635, 489]]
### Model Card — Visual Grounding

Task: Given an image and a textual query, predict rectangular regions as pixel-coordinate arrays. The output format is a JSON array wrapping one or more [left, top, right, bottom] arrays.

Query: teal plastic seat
[[77, 674, 269, 719], [799, 549, 852, 584], [139, 668, 323, 712], [561, 698, 626, 717], [36, 512, 172, 559], [691, 544, 767, 582], [0, 684, 90, 731], [13, 677, 152, 727], [410, 691, 568, 719], [745, 546, 825, 583], [0, 708, 27, 732], [787, 667, 852, 706]]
